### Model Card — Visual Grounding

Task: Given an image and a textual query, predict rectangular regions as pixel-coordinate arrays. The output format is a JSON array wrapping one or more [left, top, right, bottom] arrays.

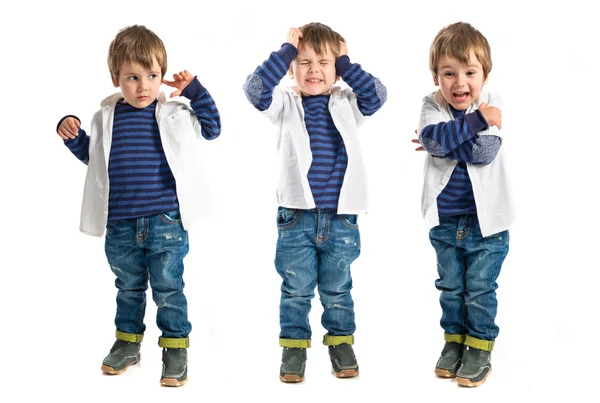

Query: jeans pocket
[[276, 207, 303, 229], [106, 219, 119, 227], [339, 214, 359, 229], [159, 210, 182, 225]]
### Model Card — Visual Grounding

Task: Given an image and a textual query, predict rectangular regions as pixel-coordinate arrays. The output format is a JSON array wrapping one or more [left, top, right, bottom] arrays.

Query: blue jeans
[[275, 207, 361, 341], [429, 215, 509, 342], [104, 210, 191, 339]]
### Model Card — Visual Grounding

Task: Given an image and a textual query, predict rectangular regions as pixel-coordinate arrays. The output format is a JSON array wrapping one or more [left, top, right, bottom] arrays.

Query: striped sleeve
[[336, 56, 386, 116], [243, 43, 298, 111], [181, 78, 221, 140], [419, 111, 501, 165]]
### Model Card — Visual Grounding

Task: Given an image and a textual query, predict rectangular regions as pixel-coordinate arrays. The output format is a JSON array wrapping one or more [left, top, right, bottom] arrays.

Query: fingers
[[287, 27, 303, 47], [170, 90, 182, 99], [415, 146, 425, 151], [162, 70, 194, 88], [58, 118, 80, 140], [479, 102, 488, 108], [411, 138, 420, 144], [339, 40, 348, 56]]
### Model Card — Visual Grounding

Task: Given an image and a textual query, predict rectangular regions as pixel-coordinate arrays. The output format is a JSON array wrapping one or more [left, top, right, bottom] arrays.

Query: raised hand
[[339, 40, 348, 57], [287, 27, 303, 48], [478, 102, 502, 130], [162, 70, 195, 98], [58, 117, 80, 140]]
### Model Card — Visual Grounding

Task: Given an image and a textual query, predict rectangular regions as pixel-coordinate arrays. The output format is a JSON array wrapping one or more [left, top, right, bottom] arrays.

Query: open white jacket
[[79, 92, 209, 237], [262, 86, 369, 214], [418, 90, 515, 237]]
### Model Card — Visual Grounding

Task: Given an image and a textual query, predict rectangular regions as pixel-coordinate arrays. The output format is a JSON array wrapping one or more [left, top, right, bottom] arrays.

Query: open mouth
[[453, 92, 469, 102], [306, 78, 323, 84]]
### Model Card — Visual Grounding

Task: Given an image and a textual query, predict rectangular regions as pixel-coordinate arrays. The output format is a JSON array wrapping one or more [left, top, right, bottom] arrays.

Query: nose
[[137, 77, 148, 92], [308, 63, 319, 73]]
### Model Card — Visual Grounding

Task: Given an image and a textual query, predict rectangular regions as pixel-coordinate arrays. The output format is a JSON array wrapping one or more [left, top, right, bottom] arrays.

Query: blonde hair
[[107, 25, 167, 81], [298, 22, 345, 57], [429, 22, 492, 79]]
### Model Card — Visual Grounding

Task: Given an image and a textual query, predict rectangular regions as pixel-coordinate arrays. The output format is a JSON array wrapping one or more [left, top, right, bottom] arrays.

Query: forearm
[[181, 78, 221, 140], [419, 111, 485, 156], [421, 111, 501, 164], [336, 56, 386, 116], [57, 115, 89, 164], [243, 43, 298, 111]]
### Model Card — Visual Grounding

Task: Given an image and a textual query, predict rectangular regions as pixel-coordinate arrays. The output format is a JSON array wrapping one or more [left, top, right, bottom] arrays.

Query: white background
[[1, 0, 597, 401]]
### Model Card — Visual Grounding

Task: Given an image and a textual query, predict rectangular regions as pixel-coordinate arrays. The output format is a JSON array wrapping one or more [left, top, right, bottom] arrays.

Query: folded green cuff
[[116, 330, 143, 343], [444, 333, 466, 344], [158, 337, 189, 348], [279, 338, 311, 348], [465, 335, 494, 351], [323, 334, 354, 346]]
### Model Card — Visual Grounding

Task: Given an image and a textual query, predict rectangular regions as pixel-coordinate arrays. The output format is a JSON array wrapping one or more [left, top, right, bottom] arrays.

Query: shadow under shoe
[[101, 340, 141, 375], [435, 342, 463, 378], [456, 345, 492, 387], [161, 348, 188, 387], [280, 347, 307, 383], [328, 344, 359, 378]]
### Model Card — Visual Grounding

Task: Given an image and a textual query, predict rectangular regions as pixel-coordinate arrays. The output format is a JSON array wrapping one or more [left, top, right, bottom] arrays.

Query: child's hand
[[412, 130, 424, 151], [162, 70, 194, 98], [287, 27, 303, 48], [57, 117, 80, 140], [478, 102, 502, 130], [339, 40, 348, 57]]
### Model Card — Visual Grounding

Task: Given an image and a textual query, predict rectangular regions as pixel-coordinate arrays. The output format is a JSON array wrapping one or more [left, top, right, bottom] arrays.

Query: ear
[[288, 68, 294, 80], [483, 74, 489, 85], [111, 76, 119, 88], [432, 74, 439, 86]]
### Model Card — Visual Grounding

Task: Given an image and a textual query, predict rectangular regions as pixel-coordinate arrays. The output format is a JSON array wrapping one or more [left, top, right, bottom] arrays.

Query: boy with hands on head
[[244, 22, 386, 383], [57, 25, 221, 387], [413, 22, 514, 387]]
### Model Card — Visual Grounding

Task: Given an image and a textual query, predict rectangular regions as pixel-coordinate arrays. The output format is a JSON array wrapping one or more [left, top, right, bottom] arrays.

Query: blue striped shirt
[[419, 105, 501, 216], [62, 78, 221, 220], [244, 43, 386, 209]]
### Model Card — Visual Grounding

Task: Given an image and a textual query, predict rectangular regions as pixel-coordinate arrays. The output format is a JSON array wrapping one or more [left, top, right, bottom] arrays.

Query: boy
[[413, 22, 514, 387], [56, 25, 221, 387], [243, 23, 386, 383]]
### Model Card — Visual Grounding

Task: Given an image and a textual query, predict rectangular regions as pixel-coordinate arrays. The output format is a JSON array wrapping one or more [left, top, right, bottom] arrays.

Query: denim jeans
[[104, 210, 191, 339], [275, 207, 361, 341], [429, 214, 509, 342]]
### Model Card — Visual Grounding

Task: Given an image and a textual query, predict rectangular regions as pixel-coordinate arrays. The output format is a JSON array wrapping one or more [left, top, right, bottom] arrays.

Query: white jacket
[[262, 86, 369, 214], [418, 90, 515, 237], [79, 92, 209, 237]]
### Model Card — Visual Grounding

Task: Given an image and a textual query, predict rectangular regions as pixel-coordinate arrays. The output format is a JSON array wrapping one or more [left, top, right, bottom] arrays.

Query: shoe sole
[[435, 368, 457, 378], [456, 367, 491, 387], [101, 356, 140, 375], [334, 369, 359, 378], [279, 374, 304, 383], [161, 377, 188, 387]]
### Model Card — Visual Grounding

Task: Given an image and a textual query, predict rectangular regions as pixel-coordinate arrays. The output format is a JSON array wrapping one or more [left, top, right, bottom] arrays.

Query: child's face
[[290, 43, 337, 96], [434, 49, 486, 111], [112, 56, 162, 108]]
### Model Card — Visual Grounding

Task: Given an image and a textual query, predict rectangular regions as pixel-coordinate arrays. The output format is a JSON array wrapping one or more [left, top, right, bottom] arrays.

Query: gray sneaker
[[160, 348, 188, 387], [279, 347, 306, 383], [328, 344, 359, 378], [435, 342, 462, 378], [101, 340, 140, 375], [456, 345, 492, 387]]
